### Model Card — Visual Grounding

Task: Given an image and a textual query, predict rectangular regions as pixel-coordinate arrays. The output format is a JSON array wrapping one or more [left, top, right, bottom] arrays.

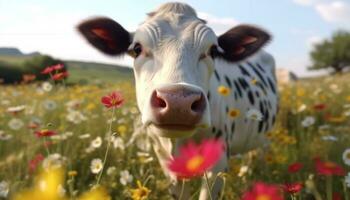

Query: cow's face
[[77, 3, 270, 138]]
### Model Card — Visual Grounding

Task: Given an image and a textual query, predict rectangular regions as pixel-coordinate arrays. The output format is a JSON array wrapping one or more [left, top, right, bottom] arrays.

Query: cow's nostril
[[191, 94, 206, 113], [151, 91, 167, 108]]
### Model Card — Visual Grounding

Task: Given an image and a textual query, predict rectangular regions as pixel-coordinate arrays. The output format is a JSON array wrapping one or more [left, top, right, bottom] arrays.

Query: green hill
[[0, 54, 134, 84]]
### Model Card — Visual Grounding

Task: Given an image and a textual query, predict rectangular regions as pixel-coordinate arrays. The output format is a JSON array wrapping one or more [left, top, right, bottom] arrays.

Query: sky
[[0, 0, 349, 77]]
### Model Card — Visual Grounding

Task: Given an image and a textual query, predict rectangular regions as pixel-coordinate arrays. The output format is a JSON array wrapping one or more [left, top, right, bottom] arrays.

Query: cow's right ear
[[77, 17, 131, 56]]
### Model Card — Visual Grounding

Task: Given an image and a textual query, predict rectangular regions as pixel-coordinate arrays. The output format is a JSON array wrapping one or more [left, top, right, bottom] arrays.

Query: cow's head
[[77, 3, 270, 138]]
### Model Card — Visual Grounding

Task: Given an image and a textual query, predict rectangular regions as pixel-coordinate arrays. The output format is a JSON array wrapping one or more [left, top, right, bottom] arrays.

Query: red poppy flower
[[34, 129, 57, 138], [288, 162, 303, 173], [167, 138, 224, 179], [313, 103, 326, 111], [41, 66, 54, 74], [52, 71, 69, 81], [314, 157, 345, 176], [51, 63, 64, 71], [29, 154, 44, 173], [283, 182, 303, 194], [242, 182, 284, 200], [101, 91, 124, 109]]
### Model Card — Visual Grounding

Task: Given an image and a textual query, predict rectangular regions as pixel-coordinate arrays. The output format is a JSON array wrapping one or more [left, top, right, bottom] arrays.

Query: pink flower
[[51, 64, 64, 71], [242, 182, 284, 200], [314, 157, 345, 176], [283, 182, 303, 195], [29, 154, 44, 173], [41, 66, 54, 74], [287, 162, 303, 173], [101, 91, 124, 109], [167, 138, 225, 179], [52, 71, 69, 81], [34, 129, 57, 138]]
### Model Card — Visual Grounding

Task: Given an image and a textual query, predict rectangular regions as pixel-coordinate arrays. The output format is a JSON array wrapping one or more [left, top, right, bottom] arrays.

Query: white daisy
[[90, 158, 103, 174], [0, 130, 12, 141], [42, 100, 57, 111], [342, 148, 350, 166], [119, 170, 133, 186], [0, 181, 9, 198], [6, 105, 26, 113], [66, 111, 87, 124], [42, 153, 67, 169], [106, 166, 117, 176], [238, 165, 249, 177], [79, 133, 91, 139], [42, 82, 53, 92], [301, 116, 315, 127], [91, 137, 102, 148], [112, 136, 125, 150], [345, 173, 350, 188], [321, 135, 338, 142], [296, 104, 307, 113], [246, 109, 263, 121], [8, 118, 24, 130]]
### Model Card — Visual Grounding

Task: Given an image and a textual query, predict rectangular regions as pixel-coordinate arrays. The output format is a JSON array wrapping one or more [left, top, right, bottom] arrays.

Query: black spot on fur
[[247, 62, 268, 87], [258, 120, 264, 133], [267, 77, 276, 94], [238, 78, 249, 90], [238, 65, 251, 77], [247, 90, 255, 105], [207, 92, 210, 100], [233, 80, 242, 98], [256, 62, 266, 73], [255, 91, 260, 98], [215, 129, 223, 138], [224, 76, 232, 88], [214, 70, 221, 82], [231, 122, 235, 133]]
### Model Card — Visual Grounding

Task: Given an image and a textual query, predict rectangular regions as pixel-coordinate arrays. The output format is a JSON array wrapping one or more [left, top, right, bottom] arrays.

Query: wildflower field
[[0, 71, 350, 199]]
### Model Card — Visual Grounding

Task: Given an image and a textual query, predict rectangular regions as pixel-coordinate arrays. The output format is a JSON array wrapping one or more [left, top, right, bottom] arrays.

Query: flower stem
[[218, 176, 226, 200], [326, 176, 333, 200], [96, 107, 116, 185], [43, 137, 50, 156], [344, 178, 349, 200], [204, 172, 213, 200], [178, 180, 185, 200]]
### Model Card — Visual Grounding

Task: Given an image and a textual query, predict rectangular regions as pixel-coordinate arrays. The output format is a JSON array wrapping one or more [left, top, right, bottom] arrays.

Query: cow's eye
[[133, 43, 142, 57], [210, 45, 219, 58]]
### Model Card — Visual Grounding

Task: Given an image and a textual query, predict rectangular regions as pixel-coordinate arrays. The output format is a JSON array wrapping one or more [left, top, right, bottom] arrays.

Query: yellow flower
[[86, 103, 96, 111], [217, 86, 231, 96], [296, 88, 305, 97], [117, 125, 127, 135], [130, 180, 151, 200], [228, 108, 240, 119], [78, 186, 111, 200], [250, 78, 258, 85], [68, 170, 78, 177], [346, 95, 350, 102], [13, 167, 66, 200]]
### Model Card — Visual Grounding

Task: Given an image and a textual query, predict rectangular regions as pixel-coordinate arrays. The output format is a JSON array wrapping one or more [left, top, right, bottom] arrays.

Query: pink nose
[[150, 86, 206, 128]]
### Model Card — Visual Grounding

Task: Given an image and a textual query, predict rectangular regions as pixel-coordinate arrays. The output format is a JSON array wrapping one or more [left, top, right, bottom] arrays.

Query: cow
[[77, 2, 278, 199]]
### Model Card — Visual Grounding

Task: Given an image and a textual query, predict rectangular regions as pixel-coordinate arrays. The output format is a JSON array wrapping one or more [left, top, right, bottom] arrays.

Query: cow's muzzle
[[150, 84, 206, 133]]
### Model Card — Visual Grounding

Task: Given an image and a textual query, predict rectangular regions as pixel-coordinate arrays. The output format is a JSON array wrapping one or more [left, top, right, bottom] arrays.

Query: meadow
[[0, 68, 350, 199]]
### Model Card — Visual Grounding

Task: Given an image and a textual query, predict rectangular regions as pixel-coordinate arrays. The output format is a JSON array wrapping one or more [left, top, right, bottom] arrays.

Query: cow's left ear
[[217, 25, 271, 62]]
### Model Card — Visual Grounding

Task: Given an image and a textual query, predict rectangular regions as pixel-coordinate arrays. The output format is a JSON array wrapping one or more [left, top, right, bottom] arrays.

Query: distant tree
[[308, 31, 350, 74]]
